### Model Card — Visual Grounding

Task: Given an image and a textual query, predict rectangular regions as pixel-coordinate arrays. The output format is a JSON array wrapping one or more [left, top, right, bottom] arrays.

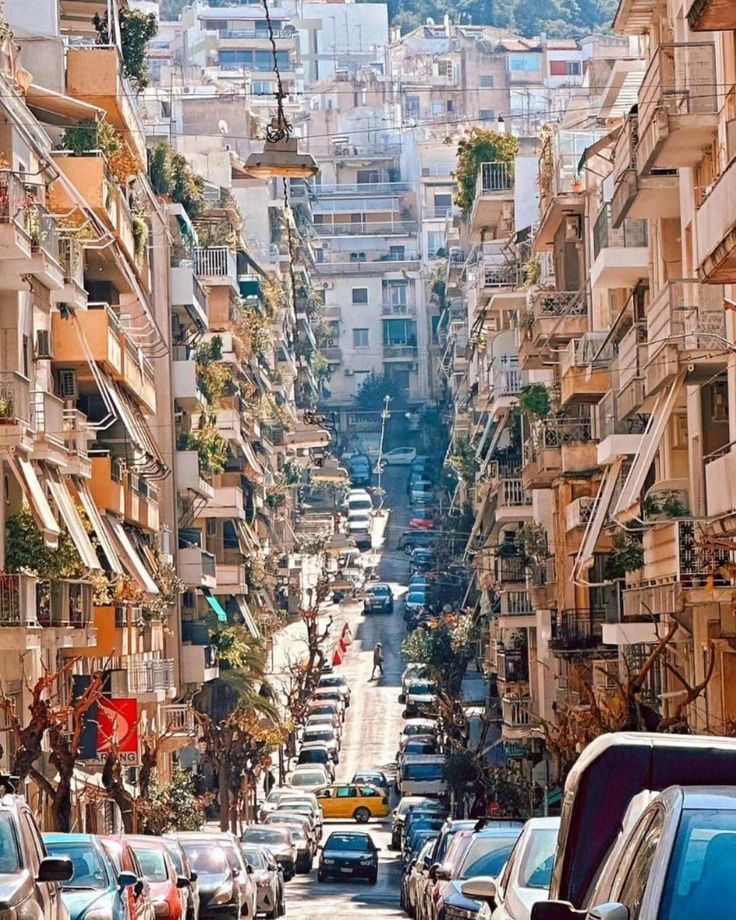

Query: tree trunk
[[218, 762, 230, 832], [51, 761, 73, 832], [102, 754, 136, 833]]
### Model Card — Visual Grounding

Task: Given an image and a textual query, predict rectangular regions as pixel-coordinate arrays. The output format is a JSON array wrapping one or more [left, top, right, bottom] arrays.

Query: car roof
[[325, 831, 371, 841], [45, 832, 97, 843], [402, 754, 447, 764], [403, 718, 437, 727]]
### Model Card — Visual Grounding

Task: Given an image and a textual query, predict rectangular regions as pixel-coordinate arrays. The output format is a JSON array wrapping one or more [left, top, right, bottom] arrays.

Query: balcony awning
[[98, 372, 167, 472], [9, 457, 61, 547], [234, 518, 259, 554], [25, 83, 105, 126], [46, 468, 101, 572], [242, 438, 263, 480], [75, 481, 124, 575], [463, 484, 495, 561], [106, 515, 159, 595], [234, 596, 260, 638], [573, 458, 624, 580], [201, 587, 227, 623], [613, 371, 686, 518]]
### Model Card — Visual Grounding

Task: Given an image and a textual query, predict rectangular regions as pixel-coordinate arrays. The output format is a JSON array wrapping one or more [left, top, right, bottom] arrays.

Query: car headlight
[[323, 858, 335, 865], [211, 882, 234, 905], [154, 903, 171, 919], [82, 910, 114, 920]]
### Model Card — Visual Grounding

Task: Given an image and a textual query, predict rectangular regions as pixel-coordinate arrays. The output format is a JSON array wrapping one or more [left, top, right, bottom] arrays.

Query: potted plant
[[0, 394, 14, 422]]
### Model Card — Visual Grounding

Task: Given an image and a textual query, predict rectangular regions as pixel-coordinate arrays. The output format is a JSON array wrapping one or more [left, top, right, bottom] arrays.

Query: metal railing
[[58, 237, 84, 287], [194, 246, 237, 278], [27, 205, 60, 262], [500, 590, 534, 615], [617, 322, 648, 390], [562, 333, 615, 373], [491, 366, 523, 396], [31, 390, 64, 447], [496, 555, 527, 583], [530, 289, 588, 317], [498, 478, 532, 507], [381, 299, 416, 315], [218, 28, 293, 39], [161, 703, 195, 733], [63, 409, 90, 460], [0, 574, 24, 626], [613, 113, 639, 179], [501, 697, 534, 727], [593, 205, 648, 257], [483, 263, 522, 288], [639, 42, 717, 140], [383, 344, 418, 359], [478, 161, 513, 194], [128, 658, 176, 694], [0, 372, 31, 425], [0, 171, 31, 231], [647, 279, 726, 355], [313, 220, 418, 236], [530, 417, 592, 451], [550, 609, 605, 650], [314, 181, 410, 197]]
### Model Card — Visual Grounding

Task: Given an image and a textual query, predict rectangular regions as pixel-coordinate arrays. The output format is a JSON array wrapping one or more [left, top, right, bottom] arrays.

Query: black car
[[398, 530, 440, 554], [0, 791, 73, 920], [317, 832, 379, 885], [409, 548, 437, 574], [348, 456, 372, 487], [176, 840, 242, 920], [363, 583, 394, 614]]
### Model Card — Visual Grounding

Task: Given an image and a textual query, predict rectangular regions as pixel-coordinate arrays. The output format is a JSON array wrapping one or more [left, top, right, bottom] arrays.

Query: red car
[[129, 835, 188, 920], [99, 835, 154, 920], [409, 507, 437, 530]]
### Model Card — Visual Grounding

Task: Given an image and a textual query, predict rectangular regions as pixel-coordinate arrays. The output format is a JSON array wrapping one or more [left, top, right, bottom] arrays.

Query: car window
[[326, 835, 371, 853], [242, 829, 290, 847], [134, 847, 169, 882], [517, 829, 558, 889], [241, 848, 267, 869], [613, 810, 664, 920], [181, 845, 229, 875], [46, 841, 109, 889], [20, 814, 42, 874], [658, 808, 736, 919], [336, 786, 357, 798], [461, 840, 517, 879], [0, 814, 21, 873], [360, 787, 379, 797]]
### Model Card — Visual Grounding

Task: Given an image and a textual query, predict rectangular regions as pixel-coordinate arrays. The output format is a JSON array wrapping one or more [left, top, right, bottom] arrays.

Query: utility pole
[[376, 394, 392, 509]]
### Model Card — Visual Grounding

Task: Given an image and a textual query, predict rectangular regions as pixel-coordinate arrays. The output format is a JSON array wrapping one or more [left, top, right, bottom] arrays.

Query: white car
[[287, 765, 331, 793], [382, 447, 418, 465], [401, 663, 430, 696], [345, 490, 373, 513], [463, 816, 561, 920]]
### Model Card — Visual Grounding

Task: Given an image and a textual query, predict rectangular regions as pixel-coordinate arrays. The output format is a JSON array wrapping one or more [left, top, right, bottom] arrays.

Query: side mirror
[[428, 863, 440, 881], [531, 901, 587, 920], [460, 877, 496, 903], [118, 871, 139, 890], [245, 864, 254, 875], [176, 875, 190, 889], [589, 906, 629, 920], [231, 867, 241, 878], [189, 871, 198, 883], [37, 857, 74, 883]]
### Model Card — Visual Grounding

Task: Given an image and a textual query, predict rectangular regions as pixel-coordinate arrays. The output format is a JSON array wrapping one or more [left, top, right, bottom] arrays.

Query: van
[[398, 754, 447, 797]]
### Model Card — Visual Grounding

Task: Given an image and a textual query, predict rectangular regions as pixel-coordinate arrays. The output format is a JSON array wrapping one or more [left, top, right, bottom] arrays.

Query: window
[[349, 252, 367, 263], [550, 60, 582, 76], [336, 786, 356, 798], [206, 519, 218, 537], [406, 96, 420, 118], [480, 109, 496, 122], [431, 101, 444, 116], [383, 319, 415, 345], [353, 328, 369, 348], [389, 245, 405, 261], [508, 53, 541, 72], [434, 193, 452, 210], [356, 169, 380, 184], [427, 231, 444, 255], [352, 288, 368, 304], [385, 280, 408, 306], [437, 60, 452, 77], [446, 100, 454, 113], [611, 810, 665, 920], [480, 74, 494, 88]]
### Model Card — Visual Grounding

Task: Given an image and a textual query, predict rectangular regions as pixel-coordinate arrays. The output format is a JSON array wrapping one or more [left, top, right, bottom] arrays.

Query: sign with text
[[96, 697, 140, 765]]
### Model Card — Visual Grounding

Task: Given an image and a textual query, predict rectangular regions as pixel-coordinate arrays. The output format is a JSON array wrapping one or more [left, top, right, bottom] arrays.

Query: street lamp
[[376, 395, 392, 510]]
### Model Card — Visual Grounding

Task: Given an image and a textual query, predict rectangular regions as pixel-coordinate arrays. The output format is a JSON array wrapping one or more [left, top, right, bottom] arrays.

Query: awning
[[25, 83, 104, 126], [479, 410, 510, 477], [310, 465, 348, 484], [75, 481, 123, 574], [235, 518, 259, 554], [614, 371, 686, 517], [463, 483, 495, 561], [106, 515, 159, 595], [573, 458, 624, 579], [577, 127, 620, 173], [235, 596, 260, 638], [9, 456, 60, 547], [46, 468, 101, 571], [201, 588, 227, 623], [242, 438, 264, 480], [98, 372, 166, 471]]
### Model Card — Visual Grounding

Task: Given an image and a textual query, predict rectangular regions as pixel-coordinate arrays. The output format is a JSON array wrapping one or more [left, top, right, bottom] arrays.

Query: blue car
[[43, 834, 138, 920]]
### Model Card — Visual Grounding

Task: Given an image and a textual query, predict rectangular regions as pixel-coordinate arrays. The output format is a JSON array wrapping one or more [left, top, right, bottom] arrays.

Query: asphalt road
[[285, 464, 411, 918]]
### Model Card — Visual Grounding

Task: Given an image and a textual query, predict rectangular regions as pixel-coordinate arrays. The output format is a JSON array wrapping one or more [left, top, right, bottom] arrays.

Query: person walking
[[371, 642, 384, 680]]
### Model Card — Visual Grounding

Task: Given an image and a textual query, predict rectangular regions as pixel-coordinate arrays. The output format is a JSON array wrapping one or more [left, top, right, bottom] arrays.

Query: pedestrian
[[371, 642, 384, 680], [263, 768, 275, 797]]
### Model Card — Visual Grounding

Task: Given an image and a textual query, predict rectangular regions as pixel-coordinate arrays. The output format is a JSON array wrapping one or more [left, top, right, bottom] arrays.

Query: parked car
[[402, 836, 439, 917], [176, 832, 258, 919], [404, 589, 433, 627], [240, 826, 296, 881], [398, 755, 448, 798], [128, 836, 187, 920], [100, 835, 155, 920], [162, 836, 200, 920], [364, 583, 394, 614], [391, 797, 448, 850], [467, 816, 557, 920], [401, 678, 438, 717], [305, 711, 343, 740], [403, 818, 447, 862], [317, 832, 379, 885], [275, 795, 323, 837], [348, 457, 372, 487], [264, 816, 315, 874], [296, 741, 336, 780], [269, 804, 320, 843], [43, 832, 129, 920], [409, 548, 437, 574], [400, 719, 439, 743], [345, 489, 373, 513], [409, 507, 438, 530], [398, 530, 441, 554], [240, 845, 284, 919], [173, 838, 242, 919], [317, 673, 351, 706], [312, 686, 348, 712], [298, 729, 340, 765], [383, 447, 417, 465], [351, 770, 391, 796], [315, 783, 390, 823]]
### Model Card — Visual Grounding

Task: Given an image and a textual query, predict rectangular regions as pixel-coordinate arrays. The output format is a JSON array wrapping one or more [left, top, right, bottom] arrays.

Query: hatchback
[[315, 784, 390, 823], [317, 832, 379, 885]]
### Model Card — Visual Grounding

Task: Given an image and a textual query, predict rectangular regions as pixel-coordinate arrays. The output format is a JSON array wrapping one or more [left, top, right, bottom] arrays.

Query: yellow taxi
[[315, 783, 390, 823]]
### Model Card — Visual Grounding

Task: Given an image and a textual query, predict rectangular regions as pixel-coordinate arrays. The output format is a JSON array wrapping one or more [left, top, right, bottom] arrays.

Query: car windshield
[[407, 593, 427, 604], [412, 510, 433, 519], [659, 808, 736, 917], [303, 730, 333, 742], [318, 677, 344, 689], [46, 841, 108, 890], [404, 724, 435, 736], [355, 775, 382, 785], [133, 847, 169, 883], [291, 771, 326, 785], [241, 848, 266, 869], [459, 836, 519, 879], [371, 586, 390, 595], [163, 841, 184, 874], [325, 835, 371, 853], [404, 764, 444, 781], [243, 828, 290, 846], [181, 845, 229, 876], [406, 742, 437, 755], [518, 829, 559, 890], [0, 814, 20, 874], [300, 750, 328, 763], [409, 682, 435, 694]]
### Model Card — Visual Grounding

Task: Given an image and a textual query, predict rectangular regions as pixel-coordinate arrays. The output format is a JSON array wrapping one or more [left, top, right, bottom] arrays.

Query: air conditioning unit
[[35, 329, 52, 360], [58, 369, 78, 400], [322, 281, 334, 290], [326, 337, 336, 347], [565, 215, 582, 241]]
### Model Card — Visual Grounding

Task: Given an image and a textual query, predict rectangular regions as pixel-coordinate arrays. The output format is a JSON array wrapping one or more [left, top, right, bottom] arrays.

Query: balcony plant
[[311, 350, 331, 381], [265, 483, 287, 510], [454, 127, 519, 215], [93, 8, 158, 92], [604, 530, 644, 579], [234, 307, 271, 355], [5, 506, 84, 580], [181, 422, 229, 476], [59, 119, 143, 186], [641, 491, 689, 520], [0, 393, 14, 422], [518, 384, 550, 420], [131, 211, 149, 264]]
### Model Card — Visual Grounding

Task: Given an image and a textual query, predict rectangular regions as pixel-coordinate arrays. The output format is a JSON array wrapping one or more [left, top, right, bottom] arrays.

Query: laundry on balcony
[[105, 515, 159, 595], [201, 586, 227, 623], [8, 455, 60, 547], [234, 596, 260, 638], [45, 467, 101, 571], [74, 480, 124, 575]]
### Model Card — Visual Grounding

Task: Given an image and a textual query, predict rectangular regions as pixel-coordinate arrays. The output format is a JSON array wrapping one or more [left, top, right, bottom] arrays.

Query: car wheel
[[353, 806, 371, 823]]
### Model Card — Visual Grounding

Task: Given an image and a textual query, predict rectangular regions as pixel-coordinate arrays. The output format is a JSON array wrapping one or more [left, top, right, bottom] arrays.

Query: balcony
[[125, 473, 159, 533], [63, 409, 92, 478], [381, 299, 416, 317], [560, 334, 613, 407], [645, 279, 726, 395], [566, 496, 594, 531], [181, 642, 219, 685], [202, 484, 246, 520], [30, 389, 65, 464], [171, 263, 208, 331], [495, 555, 527, 585], [469, 162, 514, 237], [37, 583, 96, 650], [313, 220, 418, 237], [522, 423, 563, 489], [501, 696, 534, 732], [550, 609, 606, 653], [0, 574, 39, 649], [52, 302, 123, 376], [688, 0, 736, 30], [121, 338, 156, 414], [178, 547, 217, 589], [54, 238, 87, 310], [637, 43, 717, 172], [175, 450, 214, 501], [0, 372, 33, 453], [158, 703, 197, 751], [496, 478, 533, 523], [485, 361, 523, 417], [616, 322, 648, 419], [383, 344, 418, 361], [498, 589, 534, 619], [66, 46, 146, 162], [127, 658, 176, 697], [706, 447, 736, 517], [193, 246, 238, 288], [0, 172, 32, 265], [696, 148, 736, 283], [527, 289, 588, 348], [173, 355, 207, 411], [610, 115, 679, 227], [528, 557, 556, 610], [614, 0, 659, 33], [591, 205, 648, 288], [496, 647, 530, 684], [89, 455, 126, 516]]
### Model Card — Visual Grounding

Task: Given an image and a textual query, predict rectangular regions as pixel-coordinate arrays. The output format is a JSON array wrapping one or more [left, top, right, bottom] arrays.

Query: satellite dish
[[218, 120, 230, 135]]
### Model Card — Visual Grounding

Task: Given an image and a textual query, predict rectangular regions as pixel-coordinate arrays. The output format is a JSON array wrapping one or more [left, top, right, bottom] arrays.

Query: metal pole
[[376, 395, 391, 509]]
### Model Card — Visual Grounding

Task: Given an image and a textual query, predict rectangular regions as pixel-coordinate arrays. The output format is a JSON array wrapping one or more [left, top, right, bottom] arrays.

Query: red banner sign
[[97, 697, 139, 763]]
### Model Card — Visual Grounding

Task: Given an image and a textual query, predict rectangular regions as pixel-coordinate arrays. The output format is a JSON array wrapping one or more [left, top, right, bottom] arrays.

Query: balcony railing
[[561, 333, 615, 375], [498, 479, 532, 507], [383, 344, 418, 359], [202, 551, 217, 579], [313, 220, 418, 236], [128, 658, 175, 694], [618, 322, 648, 390], [193, 246, 236, 278], [529, 417, 592, 451], [0, 171, 31, 232], [491, 366, 523, 397], [381, 300, 416, 315], [501, 697, 534, 728], [28, 205, 60, 262], [500, 590, 534, 615], [0, 372, 31, 426], [161, 703, 196, 734], [0, 574, 33, 627], [483, 264, 522, 288], [647, 279, 725, 357], [314, 181, 410, 197], [31, 390, 64, 448], [550, 609, 605, 650], [593, 205, 648, 258], [478, 161, 513, 194], [63, 408, 90, 461], [217, 28, 293, 39], [496, 555, 527, 583], [531, 289, 588, 317]]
